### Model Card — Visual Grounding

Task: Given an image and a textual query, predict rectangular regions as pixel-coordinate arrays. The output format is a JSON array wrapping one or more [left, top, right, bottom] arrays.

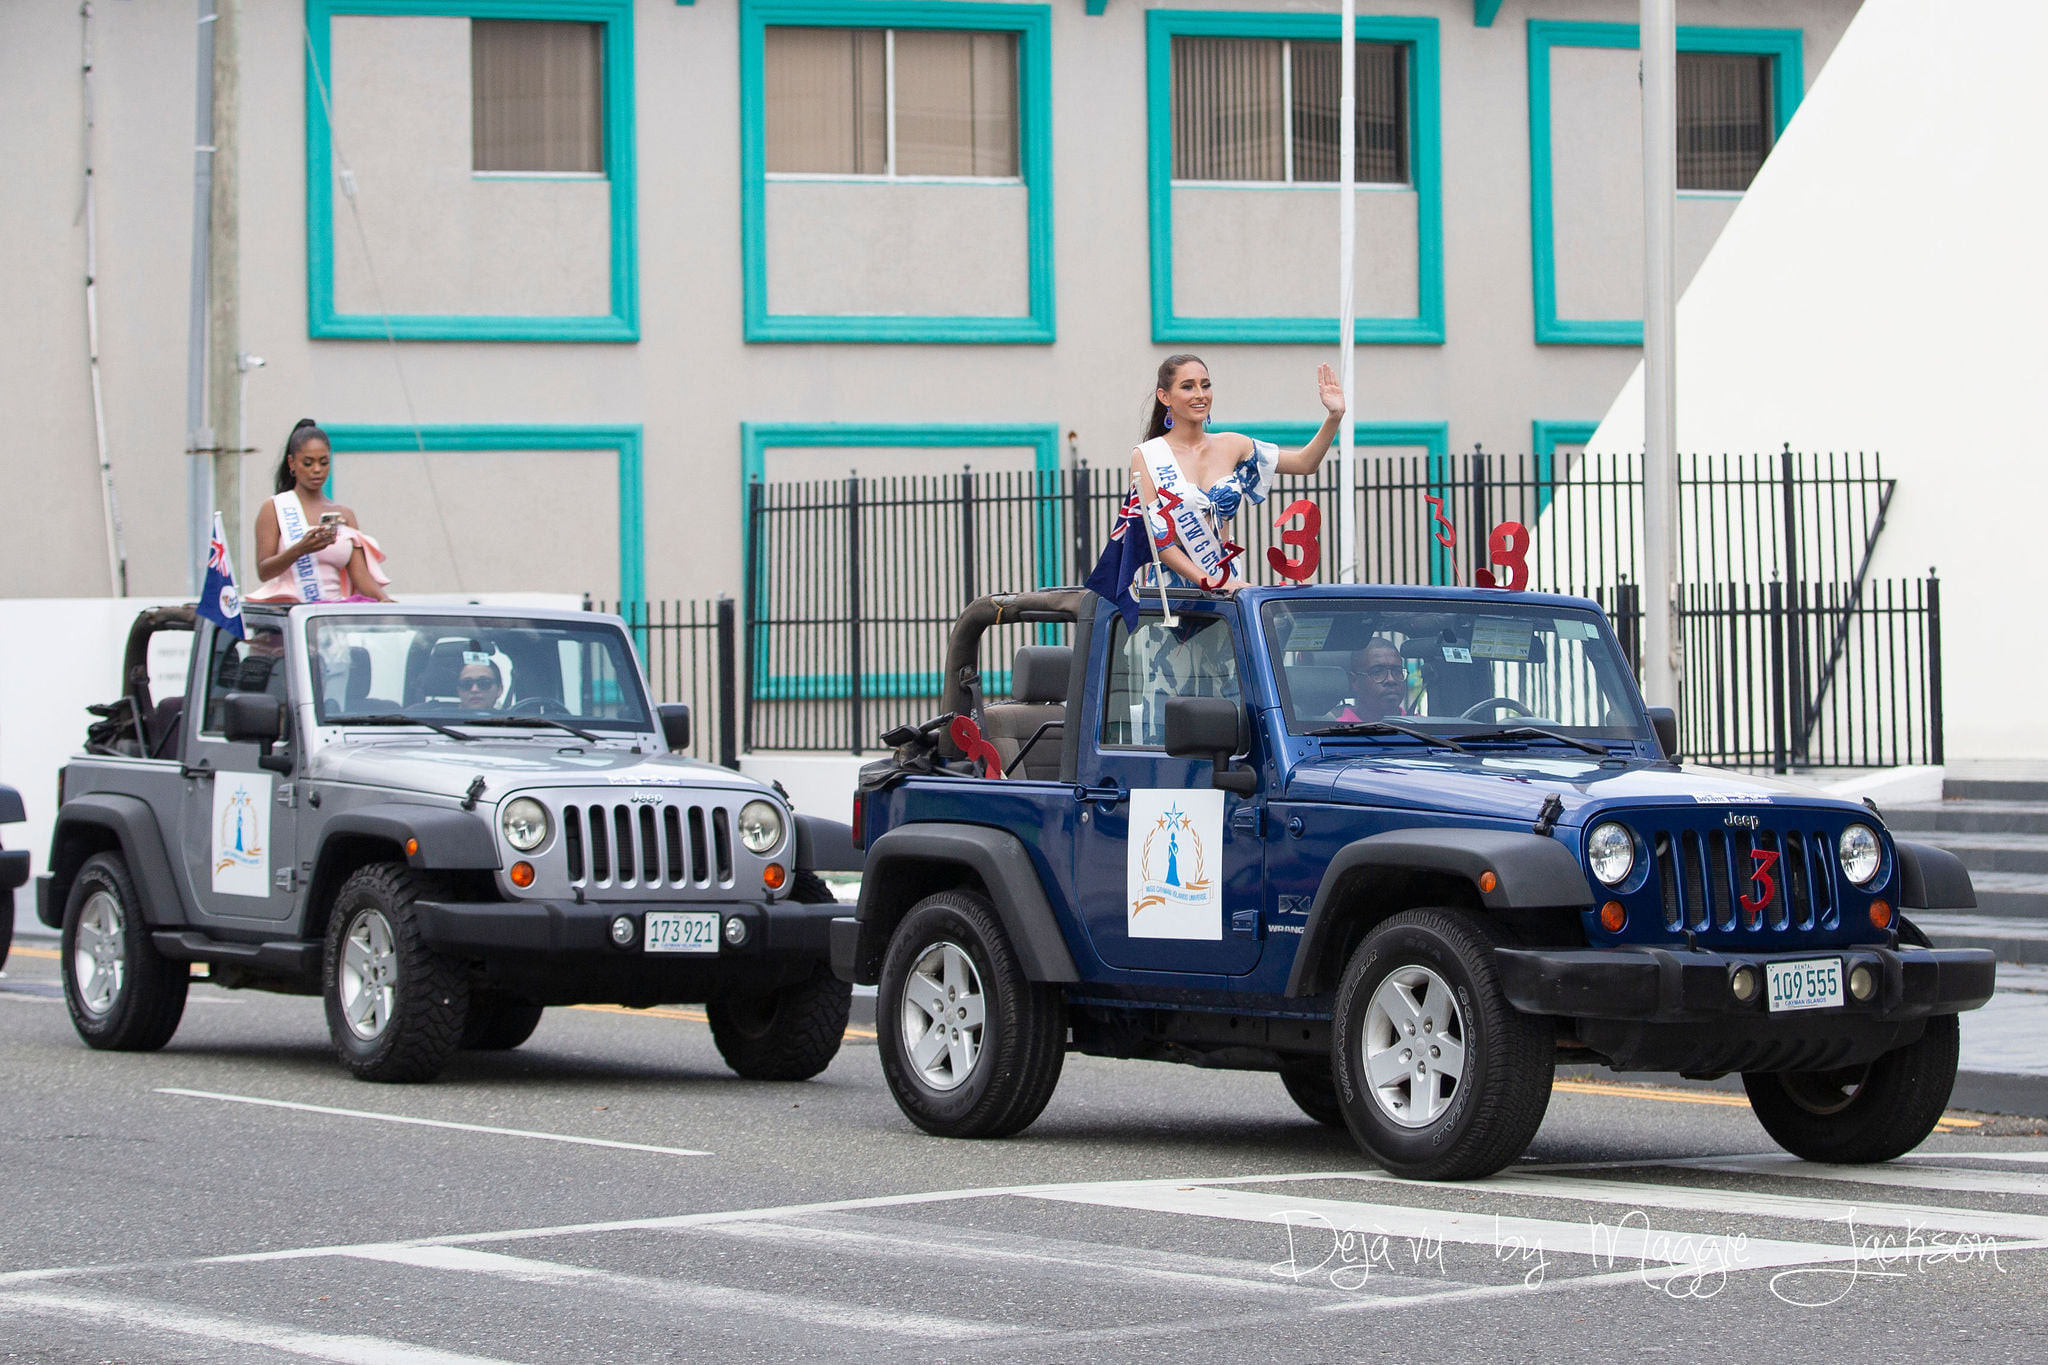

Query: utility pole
[[185, 0, 216, 590], [1639, 0, 1681, 707], [206, 0, 242, 565], [1337, 0, 1358, 582]]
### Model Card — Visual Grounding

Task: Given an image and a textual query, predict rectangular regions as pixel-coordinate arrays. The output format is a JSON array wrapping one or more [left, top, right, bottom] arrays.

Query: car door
[[177, 619, 300, 926], [1071, 604, 1265, 975]]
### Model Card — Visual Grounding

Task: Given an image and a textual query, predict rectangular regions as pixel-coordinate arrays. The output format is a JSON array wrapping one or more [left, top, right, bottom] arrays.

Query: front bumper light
[[1839, 823, 1881, 886], [501, 796, 551, 853], [737, 800, 785, 855], [1587, 821, 1635, 886]]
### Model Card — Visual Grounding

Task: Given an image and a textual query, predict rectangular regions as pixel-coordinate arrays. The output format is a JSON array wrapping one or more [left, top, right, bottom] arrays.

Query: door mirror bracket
[[1163, 697, 1258, 795]]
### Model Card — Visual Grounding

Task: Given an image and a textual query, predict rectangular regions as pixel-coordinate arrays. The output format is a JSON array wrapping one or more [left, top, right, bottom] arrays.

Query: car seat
[[980, 645, 1069, 779]]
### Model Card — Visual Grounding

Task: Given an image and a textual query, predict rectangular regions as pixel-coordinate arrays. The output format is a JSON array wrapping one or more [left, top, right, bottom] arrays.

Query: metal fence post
[[959, 466, 977, 606], [715, 595, 738, 770], [1072, 461, 1093, 577], [1768, 576, 1789, 774], [742, 480, 762, 754], [1926, 569, 1944, 766], [846, 474, 864, 755]]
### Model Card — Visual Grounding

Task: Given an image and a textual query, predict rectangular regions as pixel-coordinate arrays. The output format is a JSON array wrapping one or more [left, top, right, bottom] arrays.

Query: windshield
[[1259, 599, 1649, 743], [307, 614, 652, 733]]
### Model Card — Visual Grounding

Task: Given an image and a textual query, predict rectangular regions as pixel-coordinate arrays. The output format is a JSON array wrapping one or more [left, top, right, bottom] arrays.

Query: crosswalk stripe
[[0, 1288, 520, 1365], [1904, 1150, 2048, 1166], [337, 1243, 1012, 1340], [1676, 1155, 2048, 1199], [1019, 1182, 1863, 1273], [1483, 1170, 2048, 1242]]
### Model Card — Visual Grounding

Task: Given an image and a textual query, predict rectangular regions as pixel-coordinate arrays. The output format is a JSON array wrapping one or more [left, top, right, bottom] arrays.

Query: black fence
[[587, 596, 739, 768], [603, 448, 1938, 769]]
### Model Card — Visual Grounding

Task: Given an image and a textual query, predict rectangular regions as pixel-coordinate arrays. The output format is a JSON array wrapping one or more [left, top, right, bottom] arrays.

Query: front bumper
[[417, 896, 840, 960], [1496, 943, 1996, 1074]]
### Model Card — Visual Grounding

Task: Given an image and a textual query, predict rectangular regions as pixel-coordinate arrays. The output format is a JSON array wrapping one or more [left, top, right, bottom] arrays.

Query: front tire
[[61, 853, 187, 1051], [1331, 909, 1553, 1180], [1744, 1013, 1960, 1164], [708, 963, 851, 1081], [876, 889, 1064, 1138], [322, 863, 468, 1082]]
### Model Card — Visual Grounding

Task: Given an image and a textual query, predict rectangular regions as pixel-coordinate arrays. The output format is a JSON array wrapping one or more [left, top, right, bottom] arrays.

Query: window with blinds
[[1677, 52, 1774, 191], [471, 20, 604, 174], [764, 26, 1019, 178], [1171, 36, 1408, 185]]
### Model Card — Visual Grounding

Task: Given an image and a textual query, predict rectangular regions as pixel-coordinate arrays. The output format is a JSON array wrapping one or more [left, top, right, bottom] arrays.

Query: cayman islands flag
[[198, 511, 245, 640], [1084, 482, 1164, 631]]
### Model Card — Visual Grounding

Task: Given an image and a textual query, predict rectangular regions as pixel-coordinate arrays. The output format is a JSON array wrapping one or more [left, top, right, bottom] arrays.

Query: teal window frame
[[304, 0, 639, 342], [1531, 418, 1599, 515], [740, 423, 1062, 699], [738, 1, 1056, 344], [1527, 21, 1802, 347], [324, 424, 645, 600], [1235, 420, 1456, 581], [1145, 10, 1445, 346]]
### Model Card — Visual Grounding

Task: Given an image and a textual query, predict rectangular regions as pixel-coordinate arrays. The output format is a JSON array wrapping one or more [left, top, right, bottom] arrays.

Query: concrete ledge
[[740, 754, 878, 825], [1817, 765, 1945, 807]]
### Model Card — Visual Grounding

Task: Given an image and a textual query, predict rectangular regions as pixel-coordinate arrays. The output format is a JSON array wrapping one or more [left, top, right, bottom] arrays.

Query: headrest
[[1010, 646, 1071, 705], [1285, 664, 1350, 713]]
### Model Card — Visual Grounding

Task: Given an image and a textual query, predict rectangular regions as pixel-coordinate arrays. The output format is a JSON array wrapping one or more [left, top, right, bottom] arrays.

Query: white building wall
[[2, 0, 1861, 620]]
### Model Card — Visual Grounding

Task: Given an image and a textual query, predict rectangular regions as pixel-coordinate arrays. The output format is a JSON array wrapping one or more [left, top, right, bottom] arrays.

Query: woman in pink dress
[[249, 419, 393, 603]]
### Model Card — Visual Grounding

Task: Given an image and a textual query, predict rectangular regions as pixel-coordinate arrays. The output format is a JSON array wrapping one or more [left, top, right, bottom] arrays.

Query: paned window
[[472, 19, 604, 174], [1170, 36, 1407, 184], [764, 26, 1019, 178], [1677, 51, 1774, 191]]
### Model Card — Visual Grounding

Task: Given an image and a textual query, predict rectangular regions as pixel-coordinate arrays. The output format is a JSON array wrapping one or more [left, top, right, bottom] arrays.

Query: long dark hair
[[1142, 353, 1206, 441], [273, 419, 329, 494]]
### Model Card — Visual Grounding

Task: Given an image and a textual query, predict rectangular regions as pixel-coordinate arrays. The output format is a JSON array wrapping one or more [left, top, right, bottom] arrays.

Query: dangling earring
[[1164, 415, 1174, 431]]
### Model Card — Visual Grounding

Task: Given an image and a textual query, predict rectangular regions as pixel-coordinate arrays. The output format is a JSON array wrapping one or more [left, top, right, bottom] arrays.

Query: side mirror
[[657, 703, 691, 754], [1647, 706, 1680, 761], [223, 692, 292, 773], [1164, 696, 1257, 795], [223, 692, 283, 745]]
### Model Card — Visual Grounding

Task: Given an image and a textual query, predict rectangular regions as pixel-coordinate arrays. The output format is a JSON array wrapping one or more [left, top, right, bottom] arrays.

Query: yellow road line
[[1554, 1077, 1981, 1129], [568, 1001, 878, 1041], [9, 946, 59, 961]]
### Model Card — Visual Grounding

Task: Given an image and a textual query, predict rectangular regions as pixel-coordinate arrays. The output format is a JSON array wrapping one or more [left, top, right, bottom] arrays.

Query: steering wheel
[[508, 697, 574, 718], [1461, 695, 1536, 720]]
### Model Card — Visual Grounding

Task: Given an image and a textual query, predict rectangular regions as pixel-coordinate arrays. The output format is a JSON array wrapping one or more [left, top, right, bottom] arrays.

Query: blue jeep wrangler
[[831, 586, 1995, 1180]]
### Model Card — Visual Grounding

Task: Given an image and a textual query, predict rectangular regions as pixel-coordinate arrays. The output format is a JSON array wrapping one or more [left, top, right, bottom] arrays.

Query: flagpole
[[1136, 483, 1179, 626], [1338, 0, 1358, 583]]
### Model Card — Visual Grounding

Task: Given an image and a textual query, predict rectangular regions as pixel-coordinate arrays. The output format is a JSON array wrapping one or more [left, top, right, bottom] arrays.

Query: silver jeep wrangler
[[39, 602, 854, 1083]]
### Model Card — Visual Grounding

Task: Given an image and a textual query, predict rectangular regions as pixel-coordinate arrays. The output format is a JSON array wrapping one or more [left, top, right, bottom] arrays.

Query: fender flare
[[318, 804, 501, 871], [794, 814, 858, 872], [849, 823, 1079, 986], [46, 793, 187, 929], [1285, 828, 1591, 996], [1895, 840, 1976, 910]]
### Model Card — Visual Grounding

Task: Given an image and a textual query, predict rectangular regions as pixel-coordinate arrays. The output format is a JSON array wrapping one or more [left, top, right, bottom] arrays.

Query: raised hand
[[1316, 362, 1346, 418]]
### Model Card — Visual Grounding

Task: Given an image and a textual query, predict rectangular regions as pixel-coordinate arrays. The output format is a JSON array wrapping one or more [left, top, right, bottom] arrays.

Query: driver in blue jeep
[[833, 585, 1993, 1181]]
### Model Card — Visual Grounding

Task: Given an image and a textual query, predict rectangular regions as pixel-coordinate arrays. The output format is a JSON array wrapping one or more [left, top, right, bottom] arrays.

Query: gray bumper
[[416, 896, 841, 960]]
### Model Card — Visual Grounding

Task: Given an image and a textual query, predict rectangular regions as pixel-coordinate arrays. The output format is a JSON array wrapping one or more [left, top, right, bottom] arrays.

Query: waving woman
[[249, 420, 393, 603], [1130, 355, 1345, 591]]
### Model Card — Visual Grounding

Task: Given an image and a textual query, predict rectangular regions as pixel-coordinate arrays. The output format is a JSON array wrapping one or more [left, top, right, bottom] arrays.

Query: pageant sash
[[1141, 437, 1243, 590], [273, 491, 326, 602]]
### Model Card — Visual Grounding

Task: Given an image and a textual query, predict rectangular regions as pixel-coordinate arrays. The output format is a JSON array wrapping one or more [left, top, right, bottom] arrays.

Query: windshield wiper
[[455, 715, 605, 744], [1306, 720, 1469, 753], [1459, 725, 1612, 756], [340, 713, 477, 741]]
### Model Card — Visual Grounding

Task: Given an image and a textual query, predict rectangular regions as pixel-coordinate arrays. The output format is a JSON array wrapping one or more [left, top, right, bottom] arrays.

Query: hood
[[1287, 751, 1850, 828], [307, 740, 760, 804]]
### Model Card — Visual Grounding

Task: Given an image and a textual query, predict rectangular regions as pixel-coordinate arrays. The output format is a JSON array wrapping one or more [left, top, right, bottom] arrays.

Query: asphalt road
[[4, 942, 2047, 1364]]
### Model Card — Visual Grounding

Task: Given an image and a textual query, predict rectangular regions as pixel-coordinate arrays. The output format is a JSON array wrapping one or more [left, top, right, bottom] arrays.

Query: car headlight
[[1839, 823, 1881, 886], [737, 800, 785, 855], [501, 796, 551, 853], [1587, 821, 1635, 886]]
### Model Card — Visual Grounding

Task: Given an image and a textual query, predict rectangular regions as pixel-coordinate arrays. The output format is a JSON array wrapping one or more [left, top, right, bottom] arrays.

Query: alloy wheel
[[900, 940, 986, 1091], [1361, 964, 1467, 1128], [72, 890, 126, 1017], [339, 908, 398, 1041]]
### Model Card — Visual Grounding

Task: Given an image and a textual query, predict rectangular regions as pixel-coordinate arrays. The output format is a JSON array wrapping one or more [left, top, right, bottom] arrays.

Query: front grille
[[1649, 823, 1837, 933], [558, 800, 737, 892]]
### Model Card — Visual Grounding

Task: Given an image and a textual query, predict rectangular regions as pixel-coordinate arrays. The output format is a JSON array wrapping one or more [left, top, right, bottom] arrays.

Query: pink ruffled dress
[[249, 492, 392, 603]]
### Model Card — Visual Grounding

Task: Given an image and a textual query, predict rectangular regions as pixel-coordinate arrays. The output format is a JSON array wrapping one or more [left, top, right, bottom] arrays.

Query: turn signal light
[[1479, 871, 1498, 894], [1869, 899, 1893, 930], [405, 837, 420, 857], [763, 862, 787, 891], [509, 861, 535, 888], [1598, 900, 1626, 932], [1730, 965, 1760, 1002], [1849, 964, 1877, 1002]]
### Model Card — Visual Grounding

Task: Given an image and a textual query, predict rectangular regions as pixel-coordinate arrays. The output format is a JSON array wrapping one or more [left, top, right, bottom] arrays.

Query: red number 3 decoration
[[1266, 499, 1321, 582], [948, 715, 1004, 780], [1473, 520, 1530, 591]]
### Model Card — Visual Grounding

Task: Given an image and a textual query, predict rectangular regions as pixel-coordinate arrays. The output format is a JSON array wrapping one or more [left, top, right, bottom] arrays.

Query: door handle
[[1074, 783, 1124, 809], [180, 762, 212, 780]]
